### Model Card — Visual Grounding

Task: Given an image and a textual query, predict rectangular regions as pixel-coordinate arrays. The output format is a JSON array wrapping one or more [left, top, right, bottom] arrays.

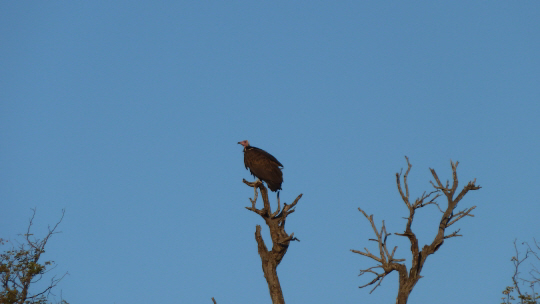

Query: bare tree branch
[[351, 208, 406, 294], [443, 229, 462, 239], [501, 239, 540, 304], [358, 265, 390, 293], [447, 206, 476, 227], [242, 179, 302, 304], [353, 157, 480, 304]]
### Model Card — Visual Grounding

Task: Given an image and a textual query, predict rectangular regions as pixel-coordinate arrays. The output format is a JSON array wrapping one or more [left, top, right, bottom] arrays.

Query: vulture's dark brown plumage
[[238, 140, 283, 192]]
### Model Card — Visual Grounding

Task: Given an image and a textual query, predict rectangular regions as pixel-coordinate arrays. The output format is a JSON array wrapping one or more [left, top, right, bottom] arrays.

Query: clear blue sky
[[1, 1, 539, 303]]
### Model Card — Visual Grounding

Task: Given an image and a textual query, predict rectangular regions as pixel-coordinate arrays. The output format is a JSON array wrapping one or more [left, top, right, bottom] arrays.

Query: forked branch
[[351, 208, 406, 293], [353, 158, 480, 304], [243, 179, 303, 304]]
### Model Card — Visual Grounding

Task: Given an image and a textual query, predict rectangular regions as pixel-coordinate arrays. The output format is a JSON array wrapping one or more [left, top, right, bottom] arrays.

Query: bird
[[238, 140, 283, 192]]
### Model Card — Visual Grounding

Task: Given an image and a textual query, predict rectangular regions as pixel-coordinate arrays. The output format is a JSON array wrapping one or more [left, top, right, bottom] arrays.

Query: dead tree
[[351, 157, 481, 304], [243, 179, 302, 304]]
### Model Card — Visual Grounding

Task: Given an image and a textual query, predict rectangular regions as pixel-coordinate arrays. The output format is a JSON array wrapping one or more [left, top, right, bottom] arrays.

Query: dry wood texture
[[244, 179, 302, 304]]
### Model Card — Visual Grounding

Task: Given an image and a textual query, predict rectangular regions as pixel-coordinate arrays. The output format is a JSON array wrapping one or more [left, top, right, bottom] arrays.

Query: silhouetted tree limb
[[501, 239, 540, 304], [0, 208, 68, 304], [352, 157, 481, 304], [529, 239, 540, 284], [243, 179, 302, 304]]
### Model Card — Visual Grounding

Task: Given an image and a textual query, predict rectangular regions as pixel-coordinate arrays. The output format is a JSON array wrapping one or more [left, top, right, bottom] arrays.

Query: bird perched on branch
[[238, 140, 283, 192]]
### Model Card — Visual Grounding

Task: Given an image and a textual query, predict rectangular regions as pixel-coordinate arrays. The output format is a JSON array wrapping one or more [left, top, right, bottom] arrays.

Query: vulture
[[238, 140, 283, 192]]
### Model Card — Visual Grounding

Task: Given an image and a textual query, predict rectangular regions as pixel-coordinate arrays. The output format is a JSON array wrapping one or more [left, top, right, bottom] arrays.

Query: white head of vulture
[[238, 140, 283, 192]]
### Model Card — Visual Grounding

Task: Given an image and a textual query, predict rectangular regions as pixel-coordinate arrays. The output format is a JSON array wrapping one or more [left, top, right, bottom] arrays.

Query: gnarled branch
[[243, 179, 302, 304], [353, 158, 480, 304], [351, 208, 406, 294]]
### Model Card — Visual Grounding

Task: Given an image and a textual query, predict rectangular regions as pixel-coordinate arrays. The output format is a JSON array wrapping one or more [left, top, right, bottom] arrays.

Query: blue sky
[[1, 1, 539, 303]]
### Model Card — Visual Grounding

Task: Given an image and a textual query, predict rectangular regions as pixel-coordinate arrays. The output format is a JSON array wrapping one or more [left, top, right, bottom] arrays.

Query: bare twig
[[504, 239, 540, 304], [352, 208, 406, 294]]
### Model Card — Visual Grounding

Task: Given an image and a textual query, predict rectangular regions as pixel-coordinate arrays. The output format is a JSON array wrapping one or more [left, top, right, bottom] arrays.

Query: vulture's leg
[[275, 191, 281, 213]]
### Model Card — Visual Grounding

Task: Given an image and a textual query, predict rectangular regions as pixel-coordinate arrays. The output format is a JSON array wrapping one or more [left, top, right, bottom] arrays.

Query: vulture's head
[[238, 140, 250, 148]]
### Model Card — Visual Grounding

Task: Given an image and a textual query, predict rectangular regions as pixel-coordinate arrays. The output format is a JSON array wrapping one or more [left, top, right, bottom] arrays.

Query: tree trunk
[[396, 268, 415, 304], [396, 288, 411, 304], [244, 180, 302, 304], [261, 258, 285, 304]]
